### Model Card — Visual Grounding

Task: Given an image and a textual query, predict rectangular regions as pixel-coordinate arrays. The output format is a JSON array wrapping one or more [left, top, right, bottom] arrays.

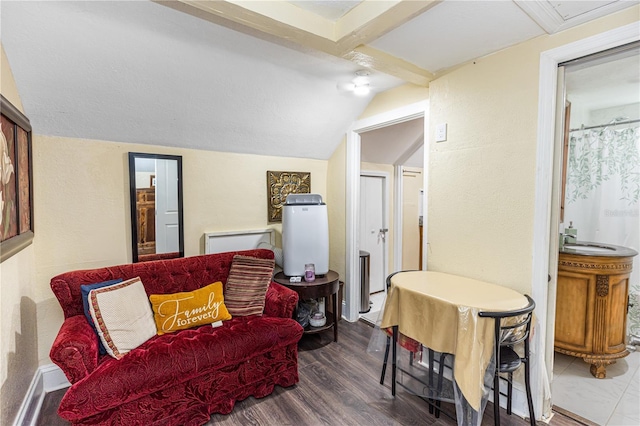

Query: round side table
[[273, 270, 340, 342]]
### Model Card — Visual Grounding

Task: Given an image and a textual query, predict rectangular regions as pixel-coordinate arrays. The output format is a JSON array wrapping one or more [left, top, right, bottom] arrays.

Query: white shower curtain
[[564, 123, 640, 337]]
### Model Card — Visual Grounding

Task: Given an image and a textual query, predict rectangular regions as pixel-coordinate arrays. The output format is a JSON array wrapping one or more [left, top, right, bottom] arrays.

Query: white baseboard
[[40, 364, 70, 392], [13, 364, 70, 426]]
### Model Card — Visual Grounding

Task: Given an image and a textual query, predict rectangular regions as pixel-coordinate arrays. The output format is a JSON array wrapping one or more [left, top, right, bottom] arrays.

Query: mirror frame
[[128, 152, 184, 263]]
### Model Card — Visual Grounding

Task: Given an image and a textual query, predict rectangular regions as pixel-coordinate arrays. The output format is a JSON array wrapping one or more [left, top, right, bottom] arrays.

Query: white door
[[401, 169, 423, 270], [359, 175, 387, 294], [155, 159, 180, 254]]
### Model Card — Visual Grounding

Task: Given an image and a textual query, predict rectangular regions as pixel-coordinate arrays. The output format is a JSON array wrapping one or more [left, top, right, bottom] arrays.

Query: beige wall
[[327, 139, 346, 285], [426, 7, 639, 295], [361, 84, 430, 120], [32, 135, 328, 364], [0, 44, 38, 426]]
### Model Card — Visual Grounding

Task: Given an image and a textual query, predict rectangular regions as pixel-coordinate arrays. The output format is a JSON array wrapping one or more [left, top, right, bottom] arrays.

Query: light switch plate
[[436, 123, 447, 142]]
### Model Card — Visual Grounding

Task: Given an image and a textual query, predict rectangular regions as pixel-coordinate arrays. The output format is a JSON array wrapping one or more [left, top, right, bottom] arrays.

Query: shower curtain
[[564, 121, 640, 338]]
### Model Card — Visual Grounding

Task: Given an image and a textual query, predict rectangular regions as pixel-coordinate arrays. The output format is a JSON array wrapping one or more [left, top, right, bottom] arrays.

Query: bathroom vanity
[[555, 242, 638, 378]]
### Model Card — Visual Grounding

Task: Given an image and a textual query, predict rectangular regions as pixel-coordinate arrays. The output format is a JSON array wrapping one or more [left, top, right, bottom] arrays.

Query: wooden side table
[[273, 270, 339, 342]]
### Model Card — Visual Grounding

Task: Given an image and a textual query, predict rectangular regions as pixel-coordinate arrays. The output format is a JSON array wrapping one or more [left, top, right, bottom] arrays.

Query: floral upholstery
[[49, 250, 303, 425]]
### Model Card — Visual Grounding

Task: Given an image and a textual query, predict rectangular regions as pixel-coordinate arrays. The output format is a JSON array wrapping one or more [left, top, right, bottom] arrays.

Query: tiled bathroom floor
[[552, 350, 640, 425], [359, 291, 386, 325]]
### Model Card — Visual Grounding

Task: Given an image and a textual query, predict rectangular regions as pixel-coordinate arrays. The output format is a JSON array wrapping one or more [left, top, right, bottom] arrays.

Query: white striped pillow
[[224, 255, 274, 316], [88, 277, 156, 359]]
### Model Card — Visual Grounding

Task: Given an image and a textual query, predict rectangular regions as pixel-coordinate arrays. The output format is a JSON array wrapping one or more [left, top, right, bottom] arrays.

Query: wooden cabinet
[[136, 188, 155, 255], [555, 248, 636, 378]]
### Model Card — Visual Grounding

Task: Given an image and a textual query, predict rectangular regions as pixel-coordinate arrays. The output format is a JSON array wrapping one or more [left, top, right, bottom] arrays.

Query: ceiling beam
[[155, 0, 338, 53], [335, 0, 442, 54], [156, 0, 434, 87], [343, 45, 433, 86]]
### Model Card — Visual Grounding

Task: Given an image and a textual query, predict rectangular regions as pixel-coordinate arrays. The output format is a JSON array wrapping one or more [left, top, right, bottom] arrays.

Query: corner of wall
[[360, 83, 429, 120], [327, 138, 347, 281], [1, 42, 40, 426]]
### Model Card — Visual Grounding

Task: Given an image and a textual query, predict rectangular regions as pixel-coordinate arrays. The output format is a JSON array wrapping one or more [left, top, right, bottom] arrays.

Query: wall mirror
[[128, 152, 184, 263]]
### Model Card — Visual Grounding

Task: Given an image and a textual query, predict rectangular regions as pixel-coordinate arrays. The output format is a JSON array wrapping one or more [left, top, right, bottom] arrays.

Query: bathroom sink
[[560, 241, 637, 258], [563, 243, 616, 253]]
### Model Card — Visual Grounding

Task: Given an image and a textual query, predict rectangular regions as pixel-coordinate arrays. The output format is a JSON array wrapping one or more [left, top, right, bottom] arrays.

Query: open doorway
[[358, 172, 389, 322], [551, 42, 640, 425], [357, 117, 425, 324], [344, 101, 429, 322], [531, 23, 639, 423]]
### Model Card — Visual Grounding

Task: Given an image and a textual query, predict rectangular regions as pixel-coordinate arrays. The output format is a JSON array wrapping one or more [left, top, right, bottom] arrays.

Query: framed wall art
[[267, 171, 310, 222], [1, 94, 34, 262]]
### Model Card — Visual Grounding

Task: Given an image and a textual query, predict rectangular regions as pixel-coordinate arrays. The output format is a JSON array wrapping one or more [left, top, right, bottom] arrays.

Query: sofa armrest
[[50, 315, 100, 384], [264, 281, 298, 318]]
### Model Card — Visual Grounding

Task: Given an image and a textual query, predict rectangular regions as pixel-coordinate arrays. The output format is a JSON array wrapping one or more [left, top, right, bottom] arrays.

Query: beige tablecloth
[[379, 271, 528, 411]]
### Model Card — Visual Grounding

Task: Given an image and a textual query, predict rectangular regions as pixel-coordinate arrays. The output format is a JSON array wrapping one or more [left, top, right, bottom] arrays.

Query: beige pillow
[[224, 255, 274, 316], [88, 277, 157, 359]]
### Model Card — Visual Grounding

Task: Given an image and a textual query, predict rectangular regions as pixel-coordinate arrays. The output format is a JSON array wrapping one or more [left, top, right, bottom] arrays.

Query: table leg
[[392, 325, 398, 397], [333, 292, 338, 342]]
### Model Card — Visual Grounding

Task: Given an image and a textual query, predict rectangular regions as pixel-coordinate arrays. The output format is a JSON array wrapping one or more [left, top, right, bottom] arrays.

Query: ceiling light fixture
[[336, 69, 373, 96], [352, 70, 371, 96]]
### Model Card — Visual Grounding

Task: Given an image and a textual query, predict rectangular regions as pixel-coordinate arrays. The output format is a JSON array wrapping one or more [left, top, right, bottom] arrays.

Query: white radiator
[[204, 229, 275, 254]]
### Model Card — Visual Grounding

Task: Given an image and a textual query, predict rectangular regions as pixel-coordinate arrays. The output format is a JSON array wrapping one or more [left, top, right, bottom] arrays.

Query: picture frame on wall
[[1, 94, 34, 262], [266, 171, 311, 222]]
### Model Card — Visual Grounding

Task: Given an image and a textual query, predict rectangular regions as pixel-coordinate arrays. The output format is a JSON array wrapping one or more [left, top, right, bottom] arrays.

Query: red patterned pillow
[[224, 255, 274, 316]]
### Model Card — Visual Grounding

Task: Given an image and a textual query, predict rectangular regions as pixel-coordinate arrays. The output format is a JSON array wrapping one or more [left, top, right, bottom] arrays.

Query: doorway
[[356, 115, 426, 324], [360, 174, 388, 295], [344, 101, 429, 322], [531, 22, 639, 423], [359, 173, 389, 321], [551, 42, 640, 425], [401, 168, 423, 271]]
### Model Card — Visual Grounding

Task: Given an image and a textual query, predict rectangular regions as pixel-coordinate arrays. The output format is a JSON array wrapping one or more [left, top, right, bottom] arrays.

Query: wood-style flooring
[[38, 320, 585, 426]]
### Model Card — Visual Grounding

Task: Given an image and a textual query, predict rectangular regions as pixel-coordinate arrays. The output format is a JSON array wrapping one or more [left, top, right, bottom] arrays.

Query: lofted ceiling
[[1, 1, 637, 161]]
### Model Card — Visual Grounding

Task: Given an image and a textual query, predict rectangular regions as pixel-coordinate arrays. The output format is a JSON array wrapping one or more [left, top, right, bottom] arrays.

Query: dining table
[[379, 270, 529, 425]]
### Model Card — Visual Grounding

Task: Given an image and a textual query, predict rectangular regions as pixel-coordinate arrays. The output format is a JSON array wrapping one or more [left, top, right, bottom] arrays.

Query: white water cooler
[[282, 194, 329, 277]]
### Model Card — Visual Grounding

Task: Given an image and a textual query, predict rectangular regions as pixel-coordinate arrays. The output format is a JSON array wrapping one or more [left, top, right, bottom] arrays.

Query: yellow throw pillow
[[149, 282, 232, 335]]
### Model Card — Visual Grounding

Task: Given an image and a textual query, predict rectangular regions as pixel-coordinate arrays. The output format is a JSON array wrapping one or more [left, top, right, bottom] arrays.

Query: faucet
[[559, 232, 576, 250]]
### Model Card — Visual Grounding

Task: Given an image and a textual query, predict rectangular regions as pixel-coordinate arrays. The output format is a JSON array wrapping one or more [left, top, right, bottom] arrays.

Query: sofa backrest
[[50, 249, 275, 319]]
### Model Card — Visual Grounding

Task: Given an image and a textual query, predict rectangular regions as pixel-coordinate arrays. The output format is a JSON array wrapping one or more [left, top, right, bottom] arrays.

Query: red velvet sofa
[[49, 249, 303, 425]]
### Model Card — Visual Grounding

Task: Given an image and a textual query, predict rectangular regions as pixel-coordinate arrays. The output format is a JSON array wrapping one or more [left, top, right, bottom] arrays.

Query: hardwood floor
[[39, 320, 584, 426]]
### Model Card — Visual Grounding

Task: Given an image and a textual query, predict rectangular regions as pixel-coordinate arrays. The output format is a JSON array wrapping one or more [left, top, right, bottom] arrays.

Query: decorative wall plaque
[[1, 95, 33, 262], [267, 171, 310, 222]]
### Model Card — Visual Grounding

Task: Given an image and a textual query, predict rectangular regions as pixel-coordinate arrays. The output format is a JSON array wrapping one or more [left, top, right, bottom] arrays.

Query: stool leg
[[507, 372, 513, 415], [524, 358, 535, 426], [493, 369, 501, 426], [435, 353, 447, 418], [380, 335, 390, 385], [392, 326, 398, 396], [493, 318, 501, 426]]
